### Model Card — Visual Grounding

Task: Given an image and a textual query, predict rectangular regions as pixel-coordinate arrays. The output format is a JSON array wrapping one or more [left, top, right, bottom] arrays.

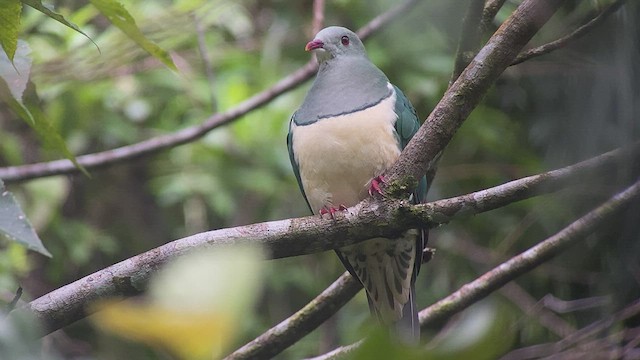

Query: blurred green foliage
[[0, 0, 638, 359]]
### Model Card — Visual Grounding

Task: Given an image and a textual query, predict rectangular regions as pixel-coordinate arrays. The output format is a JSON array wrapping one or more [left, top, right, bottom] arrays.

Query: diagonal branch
[[13, 142, 638, 336], [449, 237, 576, 337], [384, 0, 565, 198], [0, 62, 316, 183], [511, 0, 627, 65], [313, 176, 640, 359], [0, 0, 419, 184], [224, 272, 360, 360], [420, 142, 639, 224], [418, 177, 640, 328], [355, 0, 419, 40], [225, 248, 435, 360]]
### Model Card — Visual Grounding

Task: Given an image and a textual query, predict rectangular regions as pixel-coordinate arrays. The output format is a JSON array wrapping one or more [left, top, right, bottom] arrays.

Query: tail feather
[[336, 231, 423, 344], [365, 285, 419, 343], [394, 285, 419, 343]]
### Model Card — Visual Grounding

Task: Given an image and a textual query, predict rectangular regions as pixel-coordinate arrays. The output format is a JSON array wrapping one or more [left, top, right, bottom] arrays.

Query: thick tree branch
[[511, 0, 627, 65], [313, 177, 640, 359], [384, 0, 565, 198], [13, 142, 638, 335], [0, 0, 419, 184]]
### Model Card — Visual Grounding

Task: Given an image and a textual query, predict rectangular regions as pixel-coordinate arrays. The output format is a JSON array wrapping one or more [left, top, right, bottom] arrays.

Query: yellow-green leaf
[[92, 246, 265, 360], [89, 0, 176, 70], [92, 302, 233, 360], [0, 0, 22, 62]]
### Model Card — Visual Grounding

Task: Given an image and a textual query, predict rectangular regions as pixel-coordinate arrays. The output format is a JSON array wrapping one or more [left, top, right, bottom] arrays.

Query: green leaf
[[0, 179, 52, 257], [0, 40, 89, 176], [0, 39, 33, 129], [89, 0, 176, 70], [0, 0, 22, 62], [21, 0, 99, 51]]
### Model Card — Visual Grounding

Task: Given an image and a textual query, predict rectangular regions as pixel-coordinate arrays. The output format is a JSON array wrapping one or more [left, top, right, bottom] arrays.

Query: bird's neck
[[294, 56, 391, 124]]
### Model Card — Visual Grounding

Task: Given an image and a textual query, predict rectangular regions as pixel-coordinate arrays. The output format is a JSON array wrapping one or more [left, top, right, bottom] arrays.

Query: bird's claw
[[368, 175, 386, 196], [320, 205, 348, 219]]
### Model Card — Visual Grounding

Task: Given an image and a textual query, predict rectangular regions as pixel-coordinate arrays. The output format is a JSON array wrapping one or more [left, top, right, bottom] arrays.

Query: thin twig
[[312, 0, 325, 36], [193, 13, 217, 112], [502, 282, 576, 338], [500, 299, 640, 360], [542, 294, 611, 314], [450, 0, 486, 85], [13, 142, 638, 336], [480, 0, 508, 32], [356, 0, 419, 40], [511, 0, 627, 65], [450, 236, 576, 337], [0, 0, 420, 184], [5, 287, 23, 312]]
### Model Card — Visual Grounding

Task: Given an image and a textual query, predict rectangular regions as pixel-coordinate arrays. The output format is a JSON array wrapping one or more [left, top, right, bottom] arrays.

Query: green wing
[[287, 118, 312, 212], [393, 85, 427, 204], [393, 85, 428, 282]]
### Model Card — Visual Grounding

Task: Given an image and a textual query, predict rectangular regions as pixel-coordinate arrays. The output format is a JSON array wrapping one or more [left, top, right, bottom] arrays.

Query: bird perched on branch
[[287, 26, 427, 342]]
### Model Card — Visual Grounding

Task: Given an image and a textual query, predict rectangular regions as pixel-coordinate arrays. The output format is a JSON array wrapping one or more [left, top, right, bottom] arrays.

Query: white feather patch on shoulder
[[291, 83, 399, 213]]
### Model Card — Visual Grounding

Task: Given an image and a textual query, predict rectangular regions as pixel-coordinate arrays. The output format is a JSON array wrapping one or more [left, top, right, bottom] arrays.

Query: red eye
[[341, 36, 349, 46]]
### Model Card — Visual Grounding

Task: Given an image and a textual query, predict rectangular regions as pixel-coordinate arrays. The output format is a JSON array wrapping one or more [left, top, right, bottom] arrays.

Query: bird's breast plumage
[[291, 84, 400, 212]]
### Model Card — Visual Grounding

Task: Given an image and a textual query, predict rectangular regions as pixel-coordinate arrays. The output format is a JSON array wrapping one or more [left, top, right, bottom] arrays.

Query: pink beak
[[305, 39, 324, 52]]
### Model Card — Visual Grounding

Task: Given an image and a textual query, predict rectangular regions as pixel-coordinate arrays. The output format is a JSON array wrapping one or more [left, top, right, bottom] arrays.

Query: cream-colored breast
[[292, 86, 400, 213]]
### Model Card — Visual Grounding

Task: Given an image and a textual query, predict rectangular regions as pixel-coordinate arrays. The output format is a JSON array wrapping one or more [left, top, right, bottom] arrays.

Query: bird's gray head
[[305, 26, 366, 63]]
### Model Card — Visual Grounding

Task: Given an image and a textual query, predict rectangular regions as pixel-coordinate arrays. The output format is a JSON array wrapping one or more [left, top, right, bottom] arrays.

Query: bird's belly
[[292, 95, 400, 213]]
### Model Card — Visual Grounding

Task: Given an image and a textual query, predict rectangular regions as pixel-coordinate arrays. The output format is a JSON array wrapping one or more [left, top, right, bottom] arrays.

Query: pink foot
[[320, 205, 348, 219], [368, 175, 386, 196]]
